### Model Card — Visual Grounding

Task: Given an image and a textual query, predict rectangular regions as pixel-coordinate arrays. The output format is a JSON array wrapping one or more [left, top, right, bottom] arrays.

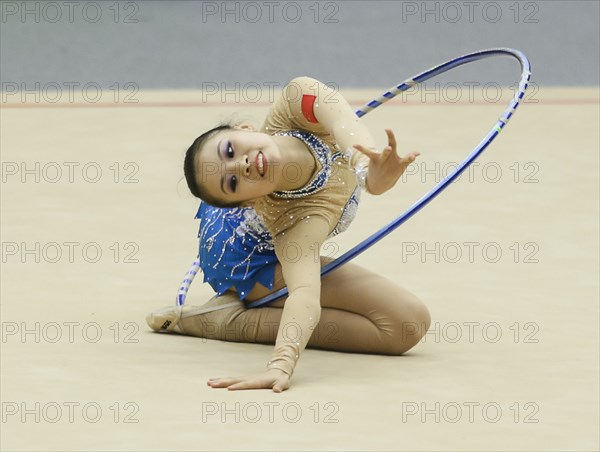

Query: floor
[[1, 86, 598, 451]]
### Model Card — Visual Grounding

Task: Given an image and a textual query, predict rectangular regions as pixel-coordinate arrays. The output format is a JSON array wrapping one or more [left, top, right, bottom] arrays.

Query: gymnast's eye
[[226, 142, 234, 158], [229, 175, 237, 192]]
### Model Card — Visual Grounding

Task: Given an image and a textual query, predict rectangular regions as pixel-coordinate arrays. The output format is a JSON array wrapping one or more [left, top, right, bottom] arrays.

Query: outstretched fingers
[[385, 128, 397, 151], [401, 151, 421, 163], [226, 380, 258, 391], [353, 144, 377, 158], [207, 377, 242, 388]]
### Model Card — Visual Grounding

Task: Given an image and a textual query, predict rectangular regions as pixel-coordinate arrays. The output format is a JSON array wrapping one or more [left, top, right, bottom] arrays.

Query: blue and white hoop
[[177, 47, 532, 309]]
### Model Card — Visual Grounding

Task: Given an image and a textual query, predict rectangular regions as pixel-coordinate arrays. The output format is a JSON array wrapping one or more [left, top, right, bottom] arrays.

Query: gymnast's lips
[[255, 151, 267, 177]]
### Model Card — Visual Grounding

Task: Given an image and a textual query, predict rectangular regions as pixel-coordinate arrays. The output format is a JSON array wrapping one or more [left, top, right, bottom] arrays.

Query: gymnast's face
[[195, 125, 283, 205]]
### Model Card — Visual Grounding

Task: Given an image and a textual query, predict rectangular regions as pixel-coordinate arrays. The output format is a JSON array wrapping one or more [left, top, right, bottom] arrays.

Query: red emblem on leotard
[[301, 94, 319, 123]]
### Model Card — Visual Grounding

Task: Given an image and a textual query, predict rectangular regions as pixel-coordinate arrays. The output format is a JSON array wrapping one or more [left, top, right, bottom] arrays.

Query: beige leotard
[[247, 82, 372, 377], [251, 89, 369, 240]]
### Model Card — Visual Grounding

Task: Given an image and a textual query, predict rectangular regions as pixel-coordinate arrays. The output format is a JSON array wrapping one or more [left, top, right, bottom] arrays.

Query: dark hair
[[183, 124, 244, 208]]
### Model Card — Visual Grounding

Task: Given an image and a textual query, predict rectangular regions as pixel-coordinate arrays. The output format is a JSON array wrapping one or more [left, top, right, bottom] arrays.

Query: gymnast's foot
[[146, 305, 183, 333], [145, 291, 245, 337]]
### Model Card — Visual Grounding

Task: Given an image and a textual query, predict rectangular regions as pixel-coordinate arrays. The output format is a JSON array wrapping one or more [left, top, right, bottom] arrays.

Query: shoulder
[[261, 76, 335, 136]]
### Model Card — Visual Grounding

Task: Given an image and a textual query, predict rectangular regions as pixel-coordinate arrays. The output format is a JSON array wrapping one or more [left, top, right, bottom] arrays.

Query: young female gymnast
[[146, 76, 431, 392]]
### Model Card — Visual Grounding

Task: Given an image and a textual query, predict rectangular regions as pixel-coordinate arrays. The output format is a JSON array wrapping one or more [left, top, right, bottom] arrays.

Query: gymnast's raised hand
[[353, 129, 420, 195]]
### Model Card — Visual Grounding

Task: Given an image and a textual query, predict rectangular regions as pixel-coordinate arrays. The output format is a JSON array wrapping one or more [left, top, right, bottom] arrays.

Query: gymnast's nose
[[239, 154, 250, 177], [226, 155, 251, 178], [240, 154, 251, 177]]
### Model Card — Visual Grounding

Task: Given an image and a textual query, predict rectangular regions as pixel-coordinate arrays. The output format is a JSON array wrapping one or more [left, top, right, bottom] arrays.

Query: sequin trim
[[330, 185, 362, 237], [271, 130, 349, 199], [353, 158, 369, 192]]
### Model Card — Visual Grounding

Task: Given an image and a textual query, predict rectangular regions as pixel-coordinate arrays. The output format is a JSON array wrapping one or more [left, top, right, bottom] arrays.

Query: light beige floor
[[1, 87, 598, 451]]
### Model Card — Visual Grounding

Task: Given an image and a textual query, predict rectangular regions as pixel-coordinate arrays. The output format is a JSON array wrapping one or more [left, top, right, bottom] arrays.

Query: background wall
[[1, 0, 599, 89]]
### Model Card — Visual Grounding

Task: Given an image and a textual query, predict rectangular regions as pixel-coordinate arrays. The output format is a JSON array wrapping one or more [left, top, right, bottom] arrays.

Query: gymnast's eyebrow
[[217, 140, 226, 194], [216, 140, 224, 161]]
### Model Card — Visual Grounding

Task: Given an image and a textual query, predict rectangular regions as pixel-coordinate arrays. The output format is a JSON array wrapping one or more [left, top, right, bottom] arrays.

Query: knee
[[406, 301, 431, 348], [384, 296, 431, 356]]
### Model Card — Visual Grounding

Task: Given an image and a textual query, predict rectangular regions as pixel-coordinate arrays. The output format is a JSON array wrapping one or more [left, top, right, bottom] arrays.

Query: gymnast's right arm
[[265, 215, 331, 383]]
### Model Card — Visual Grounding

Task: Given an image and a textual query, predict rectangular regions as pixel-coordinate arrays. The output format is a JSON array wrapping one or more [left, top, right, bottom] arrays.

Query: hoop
[[177, 48, 532, 308]]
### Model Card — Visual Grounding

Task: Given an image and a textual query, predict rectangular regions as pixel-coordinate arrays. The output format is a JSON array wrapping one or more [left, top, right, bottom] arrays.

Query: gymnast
[[146, 76, 431, 392]]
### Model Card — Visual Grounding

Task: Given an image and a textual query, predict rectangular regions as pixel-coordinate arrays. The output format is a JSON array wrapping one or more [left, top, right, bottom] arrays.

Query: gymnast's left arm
[[208, 216, 329, 392], [287, 76, 421, 195]]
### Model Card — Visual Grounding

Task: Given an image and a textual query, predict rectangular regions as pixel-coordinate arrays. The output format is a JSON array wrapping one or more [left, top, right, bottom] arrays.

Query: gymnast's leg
[[147, 257, 430, 355], [314, 258, 431, 354]]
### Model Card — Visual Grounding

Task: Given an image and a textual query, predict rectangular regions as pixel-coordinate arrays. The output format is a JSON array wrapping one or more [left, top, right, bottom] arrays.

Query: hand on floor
[[207, 368, 291, 393]]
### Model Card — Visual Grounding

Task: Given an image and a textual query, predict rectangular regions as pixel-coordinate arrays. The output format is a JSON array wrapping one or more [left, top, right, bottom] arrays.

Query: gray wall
[[1, 0, 599, 88]]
